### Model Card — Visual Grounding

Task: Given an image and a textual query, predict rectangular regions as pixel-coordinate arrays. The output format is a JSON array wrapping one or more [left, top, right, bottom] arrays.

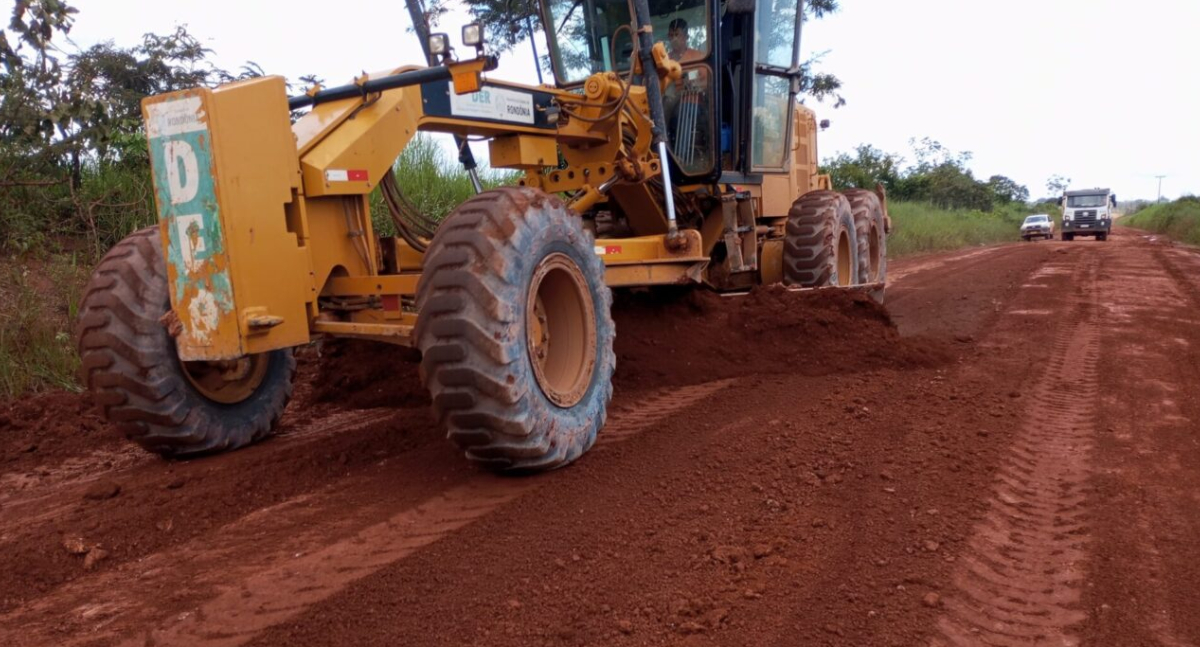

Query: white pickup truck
[[1020, 214, 1055, 241]]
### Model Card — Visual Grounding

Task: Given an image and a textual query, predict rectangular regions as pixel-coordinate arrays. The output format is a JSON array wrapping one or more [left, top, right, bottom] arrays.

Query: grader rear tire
[[415, 187, 615, 472], [75, 227, 295, 457], [842, 188, 888, 303], [783, 190, 860, 288]]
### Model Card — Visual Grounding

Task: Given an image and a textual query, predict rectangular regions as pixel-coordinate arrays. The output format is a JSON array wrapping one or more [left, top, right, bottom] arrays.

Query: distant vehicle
[[1058, 188, 1116, 241], [1020, 214, 1055, 241]]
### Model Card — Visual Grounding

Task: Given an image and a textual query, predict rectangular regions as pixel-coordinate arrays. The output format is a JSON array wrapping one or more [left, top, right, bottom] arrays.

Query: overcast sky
[[68, 0, 1198, 200]]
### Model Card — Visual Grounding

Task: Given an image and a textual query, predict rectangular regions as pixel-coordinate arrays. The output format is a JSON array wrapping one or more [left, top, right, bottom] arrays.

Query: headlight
[[428, 33, 449, 56], [462, 23, 484, 47], [1064, 214, 1072, 221]]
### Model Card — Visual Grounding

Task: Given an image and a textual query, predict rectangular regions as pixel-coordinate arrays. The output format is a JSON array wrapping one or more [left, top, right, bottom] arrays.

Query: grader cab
[[76, 0, 888, 470]]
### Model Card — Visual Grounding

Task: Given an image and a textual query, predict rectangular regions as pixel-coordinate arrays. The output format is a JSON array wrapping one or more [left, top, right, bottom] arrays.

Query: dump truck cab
[[1060, 188, 1116, 241]]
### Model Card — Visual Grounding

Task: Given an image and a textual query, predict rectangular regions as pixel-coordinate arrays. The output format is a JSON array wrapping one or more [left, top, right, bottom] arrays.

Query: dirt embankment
[[1, 285, 951, 466]]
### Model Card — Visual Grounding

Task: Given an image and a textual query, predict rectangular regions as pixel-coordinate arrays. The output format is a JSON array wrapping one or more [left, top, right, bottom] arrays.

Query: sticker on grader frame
[[594, 245, 623, 255], [325, 169, 369, 183], [448, 83, 535, 125], [146, 95, 236, 351]]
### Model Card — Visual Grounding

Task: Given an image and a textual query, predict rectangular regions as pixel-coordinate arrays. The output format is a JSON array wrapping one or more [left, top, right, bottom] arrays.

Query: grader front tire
[[415, 187, 615, 472], [783, 190, 860, 288], [842, 188, 888, 303], [75, 227, 295, 457]]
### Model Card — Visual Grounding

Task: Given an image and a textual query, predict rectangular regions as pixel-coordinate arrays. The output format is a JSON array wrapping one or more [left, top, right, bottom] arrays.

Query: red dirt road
[[3, 229, 1200, 646]]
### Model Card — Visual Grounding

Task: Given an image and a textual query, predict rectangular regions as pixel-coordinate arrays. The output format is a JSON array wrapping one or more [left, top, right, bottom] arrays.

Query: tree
[[2, 0, 265, 184], [0, 0, 275, 251], [59, 28, 263, 165], [824, 138, 1019, 212], [901, 138, 992, 210], [1046, 174, 1070, 196], [987, 175, 1029, 204], [1, 1, 78, 157], [823, 144, 903, 192]]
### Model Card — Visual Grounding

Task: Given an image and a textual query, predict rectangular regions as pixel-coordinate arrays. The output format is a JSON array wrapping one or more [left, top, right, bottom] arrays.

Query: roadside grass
[[369, 135, 516, 237], [1121, 197, 1200, 245], [0, 257, 86, 397], [887, 200, 1027, 257], [0, 161, 156, 260], [76, 162, 158, 256]]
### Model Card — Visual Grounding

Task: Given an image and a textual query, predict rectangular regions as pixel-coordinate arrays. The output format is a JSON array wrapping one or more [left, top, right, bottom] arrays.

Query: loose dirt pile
[[310, 285, 953, 408], [611, 285, 951, 390], [308, 341, 425, 409]]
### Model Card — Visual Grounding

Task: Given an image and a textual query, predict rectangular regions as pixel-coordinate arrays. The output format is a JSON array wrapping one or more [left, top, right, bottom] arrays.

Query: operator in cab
[[667, 18, 704, 65], [662, 17, 711, 172]]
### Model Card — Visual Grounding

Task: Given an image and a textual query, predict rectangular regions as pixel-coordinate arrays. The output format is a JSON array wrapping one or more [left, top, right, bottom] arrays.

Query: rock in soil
[[83, 481, 121, 501], [61, 537, 89, 555], [83, 548, 109, 571]]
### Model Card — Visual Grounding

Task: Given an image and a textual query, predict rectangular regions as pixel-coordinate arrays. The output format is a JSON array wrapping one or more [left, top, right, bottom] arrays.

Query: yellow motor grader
[[76, 0, 888, 470]]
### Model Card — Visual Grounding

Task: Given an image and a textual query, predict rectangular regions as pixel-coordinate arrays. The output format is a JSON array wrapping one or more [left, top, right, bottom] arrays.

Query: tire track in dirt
[[0, 380, 732, 647], [888, 246, 1008, 284], [1083, 238, 1199, 646], [932, 256, 1100, 647], [597, 379, 733, 446]]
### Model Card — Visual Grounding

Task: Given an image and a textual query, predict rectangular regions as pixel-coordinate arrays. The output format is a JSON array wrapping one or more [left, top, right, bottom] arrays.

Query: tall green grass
[[0, 159, 156, 258], [0, 259, 85, 397], [1121, 197, 1200, 245], [886, 201, 1029, 257], [368, 135, 516, 237], [74, 162, 158, 255]]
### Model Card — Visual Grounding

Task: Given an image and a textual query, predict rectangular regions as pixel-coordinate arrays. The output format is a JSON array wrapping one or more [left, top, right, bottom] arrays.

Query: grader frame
[[78, 0, 888, 470]]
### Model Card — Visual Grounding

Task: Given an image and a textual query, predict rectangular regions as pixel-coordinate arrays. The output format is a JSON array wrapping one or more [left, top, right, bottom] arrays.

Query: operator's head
[[667, 18, 689, 54]]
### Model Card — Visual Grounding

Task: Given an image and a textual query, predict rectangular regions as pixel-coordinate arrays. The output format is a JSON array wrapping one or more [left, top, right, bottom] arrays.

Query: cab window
[[755, 0, 798, 68], [749, 0, 800, 170], [544, 0, 710, 85], [1066, 194, 1106, 208], [543, 0, 714, 175]]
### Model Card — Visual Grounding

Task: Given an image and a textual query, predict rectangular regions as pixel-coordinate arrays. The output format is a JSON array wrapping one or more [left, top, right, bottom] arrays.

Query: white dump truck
[[1059, 188, 1116, 241]]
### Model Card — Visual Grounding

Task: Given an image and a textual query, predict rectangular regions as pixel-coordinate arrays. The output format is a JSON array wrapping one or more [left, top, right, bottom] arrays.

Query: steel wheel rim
[[182, 354, 269, 404], [526, 253, 597, 408], [869, 223, 882, 282], [837, 229, 852, 286]]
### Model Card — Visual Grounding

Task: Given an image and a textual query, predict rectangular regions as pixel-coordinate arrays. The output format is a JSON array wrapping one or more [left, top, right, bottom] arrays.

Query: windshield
[[543, 0, 710, 84], [1067, 194, 1107, 208], [1024, 215, 1048, 224]]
